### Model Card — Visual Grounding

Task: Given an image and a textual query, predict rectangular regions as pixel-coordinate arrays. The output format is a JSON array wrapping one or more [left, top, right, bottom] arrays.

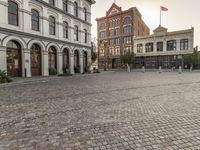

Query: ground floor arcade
[[0, 35, 91, 77], [135, 55, 184, 69], [98, 55, 185, 70]]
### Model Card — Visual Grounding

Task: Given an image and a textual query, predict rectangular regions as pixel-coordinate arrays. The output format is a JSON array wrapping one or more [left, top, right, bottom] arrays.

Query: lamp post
[[102, 40, 107, 71]]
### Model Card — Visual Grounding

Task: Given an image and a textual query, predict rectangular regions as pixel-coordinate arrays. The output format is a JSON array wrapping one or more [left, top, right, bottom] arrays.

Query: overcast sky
[[91, 0, 199, 47]]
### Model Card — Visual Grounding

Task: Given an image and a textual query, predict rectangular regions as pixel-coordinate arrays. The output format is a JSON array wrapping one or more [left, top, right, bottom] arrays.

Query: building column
[[80, 53, 84, 74], [153, 42, 157, 53], [23, 49, 31, 77], [70, 53, 75, 75], [177, 39, 180, 51], [42, 51, 49, 76], [142, 44, 145, 54], [163, 40, 167, 52], [57, 52, 63, 74], [0, 47, 7, 72]]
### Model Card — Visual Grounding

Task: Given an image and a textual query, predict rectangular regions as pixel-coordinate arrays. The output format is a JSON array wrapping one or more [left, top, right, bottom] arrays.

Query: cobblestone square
[[1, 72, 200, 150]]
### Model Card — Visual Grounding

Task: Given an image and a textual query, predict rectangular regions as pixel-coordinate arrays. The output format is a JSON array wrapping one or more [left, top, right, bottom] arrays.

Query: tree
[[122, 52, 136, 72], [91, 41, 97, 63], [183, 50, 200, 70]]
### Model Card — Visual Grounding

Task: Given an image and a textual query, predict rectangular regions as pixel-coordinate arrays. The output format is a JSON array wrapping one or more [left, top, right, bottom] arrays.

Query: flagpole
[[160, 7, 161, 26]]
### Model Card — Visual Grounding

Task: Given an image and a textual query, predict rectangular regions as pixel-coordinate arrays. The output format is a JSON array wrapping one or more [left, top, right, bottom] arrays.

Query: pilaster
[[57, 52, 63, 74], [0, 46, 7, 72], [70, 53, 74, 74], [42, 51, 49, 76], [23, 48, 31, 77], [80, 53, 84, 74]]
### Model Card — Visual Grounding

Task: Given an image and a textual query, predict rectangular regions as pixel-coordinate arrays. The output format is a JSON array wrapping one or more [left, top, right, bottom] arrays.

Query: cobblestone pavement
[[1, 72, 200, 150]]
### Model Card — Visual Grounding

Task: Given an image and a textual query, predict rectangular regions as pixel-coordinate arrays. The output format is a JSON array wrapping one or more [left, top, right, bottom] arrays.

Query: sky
[[91, 0, 199, 47]]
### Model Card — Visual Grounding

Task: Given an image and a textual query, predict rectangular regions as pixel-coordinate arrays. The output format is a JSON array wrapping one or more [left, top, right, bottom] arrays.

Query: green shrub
[[49, 68, 57, 75], [74, 65, 80, 73], [58, 67, 72, 77], [63, 64, 70, 74], [94, 69, 100, 73], [0, 70, 12, 84]]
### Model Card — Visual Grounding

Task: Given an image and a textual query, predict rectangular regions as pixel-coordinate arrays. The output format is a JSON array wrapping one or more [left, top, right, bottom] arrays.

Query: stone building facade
[[96, 3, 149, 69], [134, 26, 194, 69], [0, 0, 95, 77]]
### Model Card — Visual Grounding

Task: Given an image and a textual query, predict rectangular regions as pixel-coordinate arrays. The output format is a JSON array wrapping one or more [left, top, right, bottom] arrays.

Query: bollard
[[190, 66, 193, 72], [142, 66, 145, 73], [159, 66, 162, 74], [179, 66, 182, 74]]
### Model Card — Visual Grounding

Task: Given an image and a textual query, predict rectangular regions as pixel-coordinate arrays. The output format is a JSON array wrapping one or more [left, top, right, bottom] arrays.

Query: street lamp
[[102, 39, 107, 71]]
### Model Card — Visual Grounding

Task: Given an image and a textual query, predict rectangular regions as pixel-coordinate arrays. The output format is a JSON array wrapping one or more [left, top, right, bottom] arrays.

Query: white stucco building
[[0, 0, 95, 77], [134, 26, 194, 69]]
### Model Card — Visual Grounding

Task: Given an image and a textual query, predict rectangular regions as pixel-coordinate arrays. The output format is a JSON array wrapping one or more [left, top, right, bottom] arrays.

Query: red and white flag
[[160, 6, 168, 11]]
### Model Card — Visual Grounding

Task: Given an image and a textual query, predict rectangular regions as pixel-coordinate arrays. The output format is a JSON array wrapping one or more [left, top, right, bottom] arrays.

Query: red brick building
[[96, 3, 150, 69]]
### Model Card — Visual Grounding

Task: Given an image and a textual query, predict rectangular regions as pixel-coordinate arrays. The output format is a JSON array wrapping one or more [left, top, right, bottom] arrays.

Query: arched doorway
[[63, 48, 70, 69], [31, 44, 41, 76], [6, 40, 22, 77], [83, 51, 88, 72], [74, 50, 80, 73], [74, 50, 79, 67], [48, 46, 57, 74]]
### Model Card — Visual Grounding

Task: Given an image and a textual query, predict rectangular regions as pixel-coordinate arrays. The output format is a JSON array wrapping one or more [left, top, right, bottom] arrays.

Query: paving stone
[[1, 72, 200, 149]]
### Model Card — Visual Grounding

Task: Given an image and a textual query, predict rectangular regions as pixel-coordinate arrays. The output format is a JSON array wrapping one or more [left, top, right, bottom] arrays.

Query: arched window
[[49, 0, 55, 6], [31, 44, 41, 76], [74, 25, 78, 41], [63, 48, 69, 68], [124, 16, 131, 24], [74, 2, 78, 17], [49, 16, 56, 35], [84, 29, 87, 43], [63, 21, 68, 39], [8, 1, 18, 26], [48, 46, 57, 70], [6, 40, 21, 77], [63, 0, 68, 12], [31, 9, 39, 31], [83, 7, 87, 21]]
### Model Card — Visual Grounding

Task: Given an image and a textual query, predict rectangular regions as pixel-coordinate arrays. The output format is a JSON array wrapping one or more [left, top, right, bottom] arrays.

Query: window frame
[[137, 44, 143, 53], [49, 16, 56, 35], [74, 25, 79, 41], [8, 0, 19, 26], [124, 16, 131, 24], [49, 0, 55, 6], [31, 9, 40, 31], [180, 39, 189, 50], [157, 42, 163, 52], [74, 2, 78, 17], [167, 40, 177, 51], [145, 43, 154, 53], [123, 25, 132, 34], [84, 29, 87, 43], [83, 7, 87, 21], [63, 0, 68, 13], [63, 21, 68, 39]]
